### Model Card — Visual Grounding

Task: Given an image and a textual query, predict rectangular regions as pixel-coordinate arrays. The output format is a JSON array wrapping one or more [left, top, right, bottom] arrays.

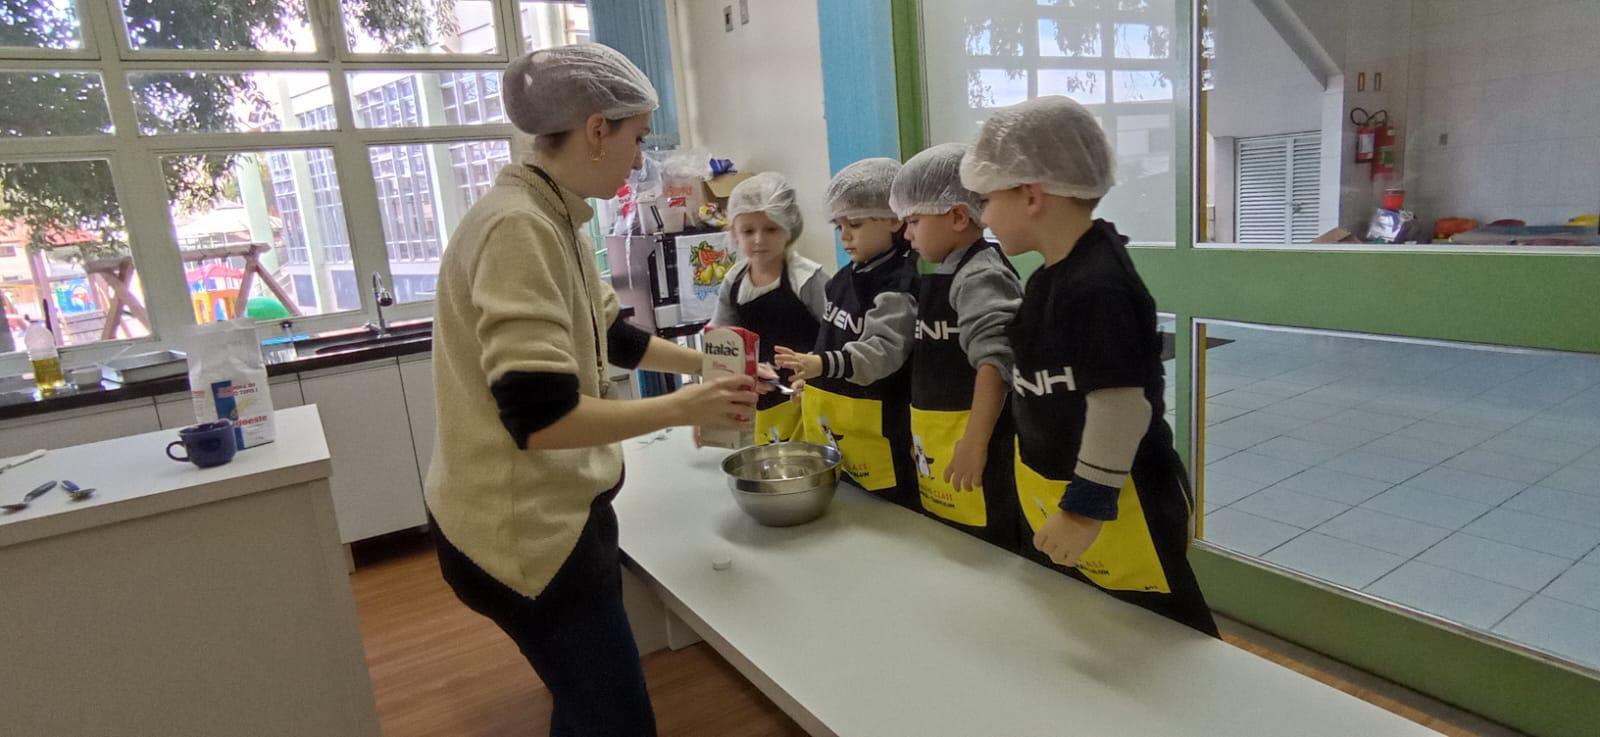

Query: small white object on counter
[[711, 555, 733, 571]]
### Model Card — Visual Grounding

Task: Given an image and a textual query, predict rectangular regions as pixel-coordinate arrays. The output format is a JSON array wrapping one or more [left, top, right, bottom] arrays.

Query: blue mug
[[167, 420, 238, 469]]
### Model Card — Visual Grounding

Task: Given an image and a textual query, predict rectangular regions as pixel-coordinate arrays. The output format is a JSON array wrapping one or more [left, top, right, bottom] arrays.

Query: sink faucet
[[368, 272, 395, 336]]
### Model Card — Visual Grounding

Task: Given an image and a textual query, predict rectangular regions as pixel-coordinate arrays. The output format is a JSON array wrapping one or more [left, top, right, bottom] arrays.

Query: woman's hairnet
[[959, 95, 1115, 199], [889, 142, 985, 223], [502, 44, 659, 136], [825, 158, 902, 221], [727, 172, 804, 245]]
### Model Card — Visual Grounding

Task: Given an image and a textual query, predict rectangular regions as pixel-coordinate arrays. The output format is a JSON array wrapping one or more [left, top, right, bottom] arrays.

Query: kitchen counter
[[1, 303, 639, 423], [616, 431, 1443, 737], [0, 406, 380, 737]]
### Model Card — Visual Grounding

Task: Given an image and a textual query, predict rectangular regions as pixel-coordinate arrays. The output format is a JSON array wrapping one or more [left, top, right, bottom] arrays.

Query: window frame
[[0, 0, 593, 371]]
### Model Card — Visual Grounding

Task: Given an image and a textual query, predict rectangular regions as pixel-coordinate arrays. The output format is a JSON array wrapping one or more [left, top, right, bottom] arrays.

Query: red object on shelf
[[1382, 188, 1405, 210]]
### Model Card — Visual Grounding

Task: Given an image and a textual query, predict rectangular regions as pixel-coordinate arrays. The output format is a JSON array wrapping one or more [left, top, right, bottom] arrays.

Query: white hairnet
[[959, 95, 1115, 199], [825, 158, 902, 221], [727, 172, 804, 245], [889, 142, 985, 222], [502, 44, 659, 136]]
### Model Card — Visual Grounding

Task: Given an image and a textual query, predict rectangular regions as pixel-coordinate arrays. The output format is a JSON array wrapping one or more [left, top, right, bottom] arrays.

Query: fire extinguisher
[[1371, 120, 1398, 179], [1351, 107, 1380, 163], [1350, 108, 1397, 178]]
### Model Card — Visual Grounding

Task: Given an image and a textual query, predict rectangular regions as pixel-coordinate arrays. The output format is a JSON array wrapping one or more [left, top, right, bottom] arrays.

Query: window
[[0, 159, 151, 350], [160, 149, 360, 322], [1234, 132, 1322, 245], [119, 0, 316, 53], [1, 71, 114, 138], [368, 137, 510, 303], [1, 0, 85, 49], [1199, 0, 1600, 250], [922, 0, 1181, 244]]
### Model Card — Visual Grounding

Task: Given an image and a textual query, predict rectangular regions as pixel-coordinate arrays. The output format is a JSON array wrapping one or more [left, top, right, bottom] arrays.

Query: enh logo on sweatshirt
[[823, 302, 864, 335], [914, 320, 962, 341], [1012, 365, 1077, 397]]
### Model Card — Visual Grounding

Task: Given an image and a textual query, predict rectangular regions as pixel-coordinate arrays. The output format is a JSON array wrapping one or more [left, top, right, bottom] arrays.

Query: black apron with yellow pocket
[[1006, 226, 1216, 636], [802, 245, 918, 510], [728, 264, 820, 444], [910, 241, 1018, 548]]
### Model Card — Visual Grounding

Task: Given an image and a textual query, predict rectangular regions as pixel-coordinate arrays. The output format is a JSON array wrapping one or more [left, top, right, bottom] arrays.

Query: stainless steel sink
[[311, 332, 431, 356]]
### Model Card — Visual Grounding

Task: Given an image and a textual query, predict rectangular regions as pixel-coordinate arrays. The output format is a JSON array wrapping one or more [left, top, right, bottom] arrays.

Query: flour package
[[187, 319, 276, 449], [700, 325, 759, 450]]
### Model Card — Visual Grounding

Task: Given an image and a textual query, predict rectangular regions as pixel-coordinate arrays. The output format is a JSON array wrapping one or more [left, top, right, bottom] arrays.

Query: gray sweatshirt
[[821, 246, 918, 386], [939, 242, 1023, 377]]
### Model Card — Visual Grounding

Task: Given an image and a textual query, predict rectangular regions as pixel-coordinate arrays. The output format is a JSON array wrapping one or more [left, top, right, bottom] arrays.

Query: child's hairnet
[[502, 44, 659, 136], [727, 172, 804, 245], [889, 142, 985, 223], [959, 96, 1115, 199], [825, 158, 902, 221]]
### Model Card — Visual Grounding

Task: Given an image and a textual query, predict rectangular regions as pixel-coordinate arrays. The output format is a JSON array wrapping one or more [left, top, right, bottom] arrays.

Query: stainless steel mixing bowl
[[720, 442, 841, 527]]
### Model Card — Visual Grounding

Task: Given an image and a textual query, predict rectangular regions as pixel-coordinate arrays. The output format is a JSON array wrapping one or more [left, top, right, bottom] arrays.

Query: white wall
[[670, 0, 836, 269], [1403, 0, 1600, 227], [1209, 0, 1331, 241], [1210, 1, 1324, 139]]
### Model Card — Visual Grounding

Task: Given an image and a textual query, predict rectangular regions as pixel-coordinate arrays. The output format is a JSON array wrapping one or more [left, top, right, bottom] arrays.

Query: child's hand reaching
[[1034, 510, 1103, 568], [774, 346, 823, 383], [943, 435, 987, 492]]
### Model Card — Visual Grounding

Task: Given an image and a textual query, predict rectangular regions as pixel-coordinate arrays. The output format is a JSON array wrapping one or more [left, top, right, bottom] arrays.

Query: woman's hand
[[672, 375, 759, 429], [774, 347, 823, 382]]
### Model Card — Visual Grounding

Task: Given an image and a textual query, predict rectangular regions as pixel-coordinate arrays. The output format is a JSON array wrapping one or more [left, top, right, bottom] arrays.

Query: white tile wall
[[1407, 0, 1600, 224]]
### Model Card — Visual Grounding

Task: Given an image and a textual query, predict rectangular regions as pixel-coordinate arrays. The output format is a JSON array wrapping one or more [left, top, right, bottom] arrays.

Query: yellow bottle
[[24, 321, 66, 395]]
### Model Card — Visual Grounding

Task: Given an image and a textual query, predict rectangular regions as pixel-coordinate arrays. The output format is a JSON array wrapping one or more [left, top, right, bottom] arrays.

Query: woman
[[425, 44, 760, 736]]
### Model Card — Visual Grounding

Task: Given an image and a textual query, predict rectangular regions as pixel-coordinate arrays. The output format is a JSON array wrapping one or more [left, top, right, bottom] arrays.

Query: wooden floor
[[349, 534, 1514, 737]]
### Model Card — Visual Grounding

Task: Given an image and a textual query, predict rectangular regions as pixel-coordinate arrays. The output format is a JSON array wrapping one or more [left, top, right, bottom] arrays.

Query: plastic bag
[[187, 319, 276, 449]]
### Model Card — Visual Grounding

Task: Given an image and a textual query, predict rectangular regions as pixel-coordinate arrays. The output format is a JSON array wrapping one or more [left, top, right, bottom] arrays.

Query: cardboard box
[[699, 325, 759, 449], [702, 171, 756, 204]]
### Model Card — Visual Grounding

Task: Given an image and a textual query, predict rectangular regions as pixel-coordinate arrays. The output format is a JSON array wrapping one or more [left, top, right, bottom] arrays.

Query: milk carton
[[700, 326, 759, 449]]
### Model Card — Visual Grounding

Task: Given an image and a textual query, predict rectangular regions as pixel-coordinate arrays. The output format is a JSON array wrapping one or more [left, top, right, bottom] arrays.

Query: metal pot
[[721, 442, 841, 527]]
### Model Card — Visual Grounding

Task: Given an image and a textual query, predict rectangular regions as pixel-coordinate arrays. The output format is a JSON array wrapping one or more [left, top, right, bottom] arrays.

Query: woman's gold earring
[[590, 146, 605, 161]]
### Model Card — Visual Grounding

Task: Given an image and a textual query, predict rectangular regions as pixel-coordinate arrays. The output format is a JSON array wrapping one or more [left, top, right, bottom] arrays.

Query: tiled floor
[[1187, 323, 1600, 672]]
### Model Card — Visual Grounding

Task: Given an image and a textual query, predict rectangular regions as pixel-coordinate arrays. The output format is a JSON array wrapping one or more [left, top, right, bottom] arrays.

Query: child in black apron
[[959, 96, 1218, 636], [775, 158, 920, 509], [889, 143, 1024, 549], [712, 172, 826, 443]]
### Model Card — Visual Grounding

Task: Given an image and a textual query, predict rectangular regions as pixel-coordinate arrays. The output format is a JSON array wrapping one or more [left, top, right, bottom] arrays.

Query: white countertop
[[616, 430, 1442, 737], [0, 405, 331, 547]]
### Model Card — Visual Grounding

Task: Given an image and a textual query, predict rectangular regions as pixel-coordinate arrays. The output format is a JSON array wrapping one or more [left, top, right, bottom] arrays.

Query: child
[[713, 172, 827, 443], [890, 142, 1023, 549], [960, 96, 1218, 636], [775, 158, 920, 509]]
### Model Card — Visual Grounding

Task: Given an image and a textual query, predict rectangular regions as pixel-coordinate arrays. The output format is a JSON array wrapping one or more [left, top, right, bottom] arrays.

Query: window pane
[[521, 1, 590, 50], [0, 71, 113, 137], [160, 150, 357, 322], [1038, 69, 1104, 105], [1038, 19, 1100, 57], [924, 0, 1182, 244], [129, 71, 334, 135], [0, 159, 151, 352], [367, 139, 510, 303], [342, 0, 498, 55], [120, 0, 315, 52], [1197, 321, 1600, 672], [1, 0, 84, 49], [970, 69, 1029, 108], [1113, 23, 1170, 59], [1200, 0, 1600, 249], [348, 70, 506, 128]]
